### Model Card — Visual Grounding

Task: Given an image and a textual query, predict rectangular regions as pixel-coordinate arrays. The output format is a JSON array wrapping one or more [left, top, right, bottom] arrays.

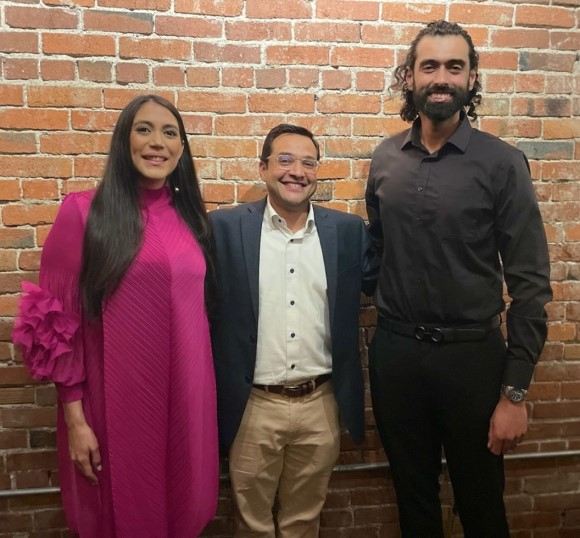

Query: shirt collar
[[401, 111, 473, 154], [264, 197, 316, 234]]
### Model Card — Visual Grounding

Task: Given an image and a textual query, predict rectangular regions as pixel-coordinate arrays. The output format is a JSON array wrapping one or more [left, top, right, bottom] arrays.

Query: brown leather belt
[[253, 374, 332, 398]]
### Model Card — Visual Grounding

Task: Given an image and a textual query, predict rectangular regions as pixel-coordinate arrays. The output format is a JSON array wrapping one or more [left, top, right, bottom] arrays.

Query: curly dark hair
[[391, 20, 482, 122]]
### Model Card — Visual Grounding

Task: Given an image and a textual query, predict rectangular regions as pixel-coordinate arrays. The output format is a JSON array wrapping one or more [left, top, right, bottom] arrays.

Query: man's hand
[[487, 397, 528, 456]]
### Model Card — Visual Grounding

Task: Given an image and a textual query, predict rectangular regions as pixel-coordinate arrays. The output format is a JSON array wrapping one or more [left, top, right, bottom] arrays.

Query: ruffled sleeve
[[13, 193, 88, 403]]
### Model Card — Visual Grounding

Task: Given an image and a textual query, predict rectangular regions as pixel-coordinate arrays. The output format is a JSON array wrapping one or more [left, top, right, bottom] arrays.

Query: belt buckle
[[414, 325, 444, 343]]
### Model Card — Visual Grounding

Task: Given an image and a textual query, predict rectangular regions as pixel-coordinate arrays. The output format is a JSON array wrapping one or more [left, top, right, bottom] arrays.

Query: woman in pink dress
[[13, 95, 218, 537]]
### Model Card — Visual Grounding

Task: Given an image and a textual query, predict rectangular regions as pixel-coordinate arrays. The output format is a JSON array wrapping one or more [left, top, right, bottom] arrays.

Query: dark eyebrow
[[419, 58, 467, 67], [133, 120, 179, 129]]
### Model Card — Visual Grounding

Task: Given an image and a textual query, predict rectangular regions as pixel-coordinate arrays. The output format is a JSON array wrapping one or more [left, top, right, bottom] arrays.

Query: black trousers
[[369, 324, 510, 538]]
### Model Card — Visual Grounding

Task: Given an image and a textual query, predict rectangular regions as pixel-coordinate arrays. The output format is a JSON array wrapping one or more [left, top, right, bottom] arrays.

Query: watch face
[[508, 388, 525, 402]]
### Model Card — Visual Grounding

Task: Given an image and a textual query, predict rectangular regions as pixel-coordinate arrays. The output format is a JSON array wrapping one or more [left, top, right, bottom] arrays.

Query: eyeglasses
[[267, 154, 319, 171]]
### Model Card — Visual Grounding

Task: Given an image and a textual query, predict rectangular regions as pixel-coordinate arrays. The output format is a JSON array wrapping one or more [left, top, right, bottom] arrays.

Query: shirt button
[[417, 186, 423, 192], [290, 300, 295, 305], [416, 217, 422, 223], [290, 332, 295, 338], [291, 364, 296, 369], [290, 239, 294, 243], [290, 268, 295, 273]]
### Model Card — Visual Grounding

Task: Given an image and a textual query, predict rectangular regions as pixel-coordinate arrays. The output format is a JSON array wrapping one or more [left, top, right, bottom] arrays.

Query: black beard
[[413, 84, 469, 122]]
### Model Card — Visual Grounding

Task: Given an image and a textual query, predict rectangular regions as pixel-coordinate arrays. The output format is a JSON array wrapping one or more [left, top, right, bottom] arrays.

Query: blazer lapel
[[314, 206, 337, 328], [242, 198, 266, 322]]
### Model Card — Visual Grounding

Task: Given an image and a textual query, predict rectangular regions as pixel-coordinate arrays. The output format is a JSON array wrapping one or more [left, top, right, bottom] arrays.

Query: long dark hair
[[391, 20, 482, 122], [80, 94, 216, 319]]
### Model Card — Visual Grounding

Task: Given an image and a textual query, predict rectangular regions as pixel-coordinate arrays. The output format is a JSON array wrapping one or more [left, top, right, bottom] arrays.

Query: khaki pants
[[229, 382, 340, 538]]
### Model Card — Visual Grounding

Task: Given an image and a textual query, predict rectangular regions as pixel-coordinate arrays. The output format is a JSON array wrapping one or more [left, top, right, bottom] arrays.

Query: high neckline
[[139, 185, 171, 208]]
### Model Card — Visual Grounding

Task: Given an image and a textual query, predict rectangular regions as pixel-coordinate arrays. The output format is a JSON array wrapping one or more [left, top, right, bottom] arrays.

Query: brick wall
[[1, 0, 579, 536]]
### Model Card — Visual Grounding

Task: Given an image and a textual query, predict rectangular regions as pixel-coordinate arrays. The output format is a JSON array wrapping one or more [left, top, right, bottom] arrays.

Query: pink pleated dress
[[13, 187, 218, 538]]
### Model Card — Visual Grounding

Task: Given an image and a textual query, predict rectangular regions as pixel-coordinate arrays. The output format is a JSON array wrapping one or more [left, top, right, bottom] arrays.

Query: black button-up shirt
[[366, 114, 552, 389]]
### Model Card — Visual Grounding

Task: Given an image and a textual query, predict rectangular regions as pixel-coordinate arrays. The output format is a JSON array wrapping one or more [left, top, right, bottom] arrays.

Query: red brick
[[353, 117, 409, 137], [317, 94, 381, 115], [383, 3, 446, 23], [334, 180, 366, 200], [116, 62, 149, 84], [203, 183, 235, 204], [256, 68, 286, 89], [22, 180, 59, 200], [40, 59, 75, 81], [295, 22, 359, 43], [544, 119, 580, 140], [514, 73, 545, 93], [0, 156, 72, 178], [0, 250, 17, 271], [545, 74, 573, 95], [478, 118, 542, 139], [0, 513, 33, 533], [361, 24, 396, 45], [98, 0, 170, 9], [248, 93, 314, 114], [450, 3, 513, 25], [551, 30, 580, 51], [0, 108, 68, 131], [83, 9, 153, 34], [0, 387, 35, 405], [73, 156, 107, 178], [520, 52, 577, 73], [120, 36, 191, 61], [512, 97, 570, 117], [102, 88, 174, 110], [238, 183, 267, 203], [154, 65, 186, 87], [181, 115, 212, 135], [0, 179, 21, 201], [479, 51, 518, 71], [485, 73, 515, 93], [175, 0, 243, 16], [156, 15, 222, 37], [325, 138, 377, 159], [226, 21, 292, 42], [189, 138, 256, 159], [267, 45, 329, 66], [4, 58, 38, 80], [0, 430, 28, 450], [19, 250, 42, 271], [322, 70, 351, 90], [78, 60, 113, 83], [492, 29, 550, 49], [178, 91, 245, 113], [331, 46, 394, 68], [288, 68, 319, 89], [72, 110, 119, 132], [516, 5, 576, 28], [40, 133, 110, 155], [0, 132, 36, 153], [28, 86, 102, 108], [43, 33, 116, 57], [222, 67, 254, 88], [221, 160, 259, 181], [186, 67, 220, 88], [0, 31, 38, 53], [194, 42, 260, 64], [0, 85, 24, 106], [356, 71, 385, 92], [6, 6, 78, 29], [0, 228, 35, 248], [246, 0, 312, 19], [3, 202, 60, 225], [2, 409, 56, 430], [316, 0, 379, 21]]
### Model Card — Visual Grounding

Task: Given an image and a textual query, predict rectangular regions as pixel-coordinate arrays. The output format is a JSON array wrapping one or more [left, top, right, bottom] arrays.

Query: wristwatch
[[500, 384, 527, 403]]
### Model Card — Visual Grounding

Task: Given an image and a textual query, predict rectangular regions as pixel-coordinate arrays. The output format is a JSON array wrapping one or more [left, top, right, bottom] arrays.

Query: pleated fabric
[[14, 187, 218, 538]]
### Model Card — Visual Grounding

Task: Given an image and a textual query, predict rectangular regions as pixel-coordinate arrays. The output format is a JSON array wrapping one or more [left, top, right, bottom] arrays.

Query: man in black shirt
[[366, 20, 552, 537]]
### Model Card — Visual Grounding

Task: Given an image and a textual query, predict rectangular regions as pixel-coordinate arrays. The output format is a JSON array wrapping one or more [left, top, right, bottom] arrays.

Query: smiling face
[[259, 133, 318, 220], [406, 35, 477, 124], [129, 100, 185, 189]]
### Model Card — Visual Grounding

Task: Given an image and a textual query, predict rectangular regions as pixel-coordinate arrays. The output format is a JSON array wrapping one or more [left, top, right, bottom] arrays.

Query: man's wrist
[[500, 384, 528, 404]]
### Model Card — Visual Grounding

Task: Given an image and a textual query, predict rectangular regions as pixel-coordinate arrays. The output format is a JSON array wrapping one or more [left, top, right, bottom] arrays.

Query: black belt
[[253, 374, 331, 398], [377, 315, 500, 343]]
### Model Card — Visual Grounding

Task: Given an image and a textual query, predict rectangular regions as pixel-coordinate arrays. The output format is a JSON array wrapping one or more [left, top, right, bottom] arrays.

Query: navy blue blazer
[[209, 198, 377, 450]]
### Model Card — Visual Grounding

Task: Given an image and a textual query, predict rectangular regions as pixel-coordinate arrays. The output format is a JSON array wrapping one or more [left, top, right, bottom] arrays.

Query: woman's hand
[[63, 400, 101, 485]]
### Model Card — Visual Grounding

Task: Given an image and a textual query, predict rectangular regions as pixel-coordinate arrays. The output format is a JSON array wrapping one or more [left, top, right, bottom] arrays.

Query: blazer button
[[244, 376, 251, 384], [249, 335, 257, 343]]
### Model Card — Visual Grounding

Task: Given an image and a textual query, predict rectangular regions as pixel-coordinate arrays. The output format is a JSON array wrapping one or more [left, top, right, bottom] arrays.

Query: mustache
[[426, 84, 456, 95]]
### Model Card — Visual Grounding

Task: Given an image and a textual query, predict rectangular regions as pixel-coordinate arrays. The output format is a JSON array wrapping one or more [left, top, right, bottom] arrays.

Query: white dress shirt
[[253, 198, 332, 385]]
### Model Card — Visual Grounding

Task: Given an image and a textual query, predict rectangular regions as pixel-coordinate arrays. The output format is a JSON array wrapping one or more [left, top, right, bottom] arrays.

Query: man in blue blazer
[[210, 124, 377, 537]]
